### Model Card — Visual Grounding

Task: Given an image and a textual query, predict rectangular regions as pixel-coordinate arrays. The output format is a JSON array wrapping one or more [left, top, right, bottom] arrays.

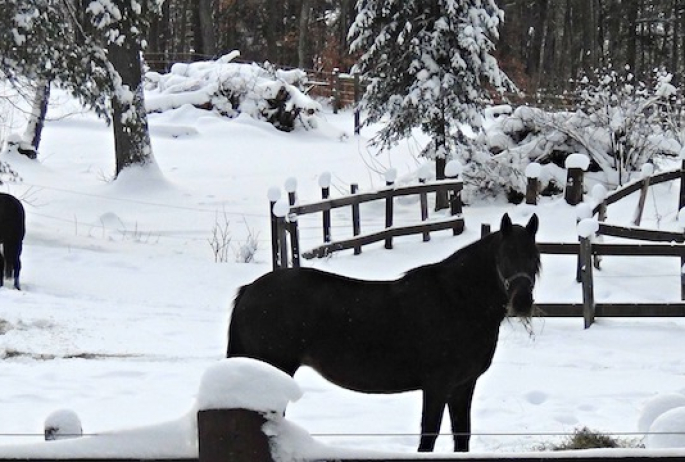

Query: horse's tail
[[226, 285, 248, 358]]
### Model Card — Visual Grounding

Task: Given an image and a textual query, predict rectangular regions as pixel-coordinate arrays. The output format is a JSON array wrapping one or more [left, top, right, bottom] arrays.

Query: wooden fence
[[530, 165, 685, 328], [198, 408, 685, 462], [269, 177, 464, 270], [10, 406, 683, 462]]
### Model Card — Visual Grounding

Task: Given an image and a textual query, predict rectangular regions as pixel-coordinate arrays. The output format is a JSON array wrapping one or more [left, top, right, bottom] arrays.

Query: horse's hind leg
[[4, 242, 21, 290], [447, 380, 477, 452], [0, 248, 4, 288], [418, 388, 447, 452]]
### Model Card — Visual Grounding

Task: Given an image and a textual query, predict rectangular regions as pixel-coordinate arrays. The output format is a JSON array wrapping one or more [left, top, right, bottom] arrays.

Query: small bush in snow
[[536, 427, 642, 451]]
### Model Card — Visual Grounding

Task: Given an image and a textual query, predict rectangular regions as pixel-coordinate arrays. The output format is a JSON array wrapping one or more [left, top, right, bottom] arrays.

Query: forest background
[[148, 0, 685, 94]]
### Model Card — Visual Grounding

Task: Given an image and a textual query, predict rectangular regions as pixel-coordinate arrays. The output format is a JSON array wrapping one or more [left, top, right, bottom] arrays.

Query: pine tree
[[0, 0, 159, 177], [349, 0, 514, 208]]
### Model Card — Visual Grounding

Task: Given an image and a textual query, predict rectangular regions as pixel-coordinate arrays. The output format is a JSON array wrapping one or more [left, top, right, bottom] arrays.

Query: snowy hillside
[[0, 87, 684, 455]]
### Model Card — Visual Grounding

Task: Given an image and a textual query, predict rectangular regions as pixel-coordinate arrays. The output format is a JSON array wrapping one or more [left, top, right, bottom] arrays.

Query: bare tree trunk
[[536, 0, 550, 88], [298, 0, 311, 68], [108, 28, 155, 177], [198, 0, 216, 57]]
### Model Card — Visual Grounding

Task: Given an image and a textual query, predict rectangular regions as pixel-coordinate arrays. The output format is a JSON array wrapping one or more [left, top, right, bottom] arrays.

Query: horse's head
[[495, 213, 540, 319]]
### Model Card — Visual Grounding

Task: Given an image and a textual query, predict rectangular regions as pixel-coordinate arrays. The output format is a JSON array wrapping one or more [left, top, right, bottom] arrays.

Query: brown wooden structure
[[270, 178, 465, 270]]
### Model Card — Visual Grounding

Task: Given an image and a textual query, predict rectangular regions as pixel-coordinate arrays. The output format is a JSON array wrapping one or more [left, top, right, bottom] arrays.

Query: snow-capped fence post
[[578, 218, 599, 329], [353, 72, 361, 135], [592, 184, 608, 270], [575, 204, 594, 283], [525, 163, 541, 205], [446, 160, 464, 236], [196, 359, 302, 462], [332, 68, 341, 114], [564, 154, 590, 205], [351, 183, 362, 255], [285, 178, 301, 268], [319, 172, 332, 243], [268, 187, 281, 270], [418, 165, 431, 242], [633, 163, 654, 226], [384, 169, 397, 249], [272, 199, 290, 269]]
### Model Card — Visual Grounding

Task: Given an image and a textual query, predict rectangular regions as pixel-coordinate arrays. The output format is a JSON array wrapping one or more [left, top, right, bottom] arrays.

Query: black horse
[[227, 213, 539, 452], [0, 193, 25, 290]]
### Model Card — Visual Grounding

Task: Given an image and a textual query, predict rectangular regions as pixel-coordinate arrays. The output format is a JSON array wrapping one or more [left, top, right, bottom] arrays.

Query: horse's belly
[[302, 352, 422, 393], [306, 363, 421, 393]]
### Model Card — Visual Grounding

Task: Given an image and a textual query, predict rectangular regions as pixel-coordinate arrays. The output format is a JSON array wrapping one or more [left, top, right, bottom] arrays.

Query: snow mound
[[639, 392, 685, 434], [196, 358, 302, 415], [646, 407, 685, 449]]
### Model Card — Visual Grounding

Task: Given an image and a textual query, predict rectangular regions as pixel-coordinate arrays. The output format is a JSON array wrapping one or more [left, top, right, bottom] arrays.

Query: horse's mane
[[403, 231, 500, 279]]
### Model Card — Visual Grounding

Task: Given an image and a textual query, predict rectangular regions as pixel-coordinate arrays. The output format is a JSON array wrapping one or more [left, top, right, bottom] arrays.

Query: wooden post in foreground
[[198, 409, 273, 462]]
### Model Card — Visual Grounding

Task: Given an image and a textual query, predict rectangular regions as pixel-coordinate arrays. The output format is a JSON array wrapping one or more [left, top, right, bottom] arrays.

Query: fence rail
[[271, 178, 464, 270]]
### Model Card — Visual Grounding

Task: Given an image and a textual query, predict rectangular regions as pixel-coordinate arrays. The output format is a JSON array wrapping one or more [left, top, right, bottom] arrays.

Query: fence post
[[481, 223, 491, 238], [564, 154, 590, 206], [332, 68, 340, 114], [591, 184, 608, 270], [272, 200, 289, 268], [418, 165, 431, 242], [198, 409, 273, 462], [285, 178, 300, 268], [575, 204, 593, 283], [353, 72, 361, 135], [319, 172, 332, 243], [578, 218, 598, 329], [268, 187, 281, 271], [445, 160, 464, 236], [384, 169, 396, 249], [525, 162, 541, 205], [679, 208, 685, 301], [633, 163, 654, 226], [351, 183, 361, 255]]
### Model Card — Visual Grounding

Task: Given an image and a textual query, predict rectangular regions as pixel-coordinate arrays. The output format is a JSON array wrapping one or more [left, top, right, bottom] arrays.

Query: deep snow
[[0, 86, 684, 457]]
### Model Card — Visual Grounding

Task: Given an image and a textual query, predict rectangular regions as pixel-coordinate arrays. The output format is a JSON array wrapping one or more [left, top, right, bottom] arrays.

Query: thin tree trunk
[[298, 0, 311, 69], [23, 79, 50, 158], [198, 0, 216, 57]]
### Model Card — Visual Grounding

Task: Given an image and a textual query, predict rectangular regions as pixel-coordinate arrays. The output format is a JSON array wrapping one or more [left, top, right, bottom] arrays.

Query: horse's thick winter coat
[[227, 213, 540, 452], [0, 193, 25, 290]]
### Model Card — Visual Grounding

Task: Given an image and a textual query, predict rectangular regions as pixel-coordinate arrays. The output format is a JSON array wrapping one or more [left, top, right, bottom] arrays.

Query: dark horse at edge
[[0, 192, 25, 290], [227, 213, 540, 452]]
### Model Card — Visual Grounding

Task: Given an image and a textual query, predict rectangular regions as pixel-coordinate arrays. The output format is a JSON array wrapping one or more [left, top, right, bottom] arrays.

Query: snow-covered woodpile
[[144, 51, 322, 132]]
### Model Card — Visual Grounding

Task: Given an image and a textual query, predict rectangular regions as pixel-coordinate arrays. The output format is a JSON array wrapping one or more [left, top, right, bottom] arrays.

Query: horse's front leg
[[418, 388, 447, 452], [447, 380, 477, 452]]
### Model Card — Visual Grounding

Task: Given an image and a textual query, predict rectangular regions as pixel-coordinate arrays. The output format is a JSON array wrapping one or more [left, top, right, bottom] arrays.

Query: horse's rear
[[0, 193, 25, 290]]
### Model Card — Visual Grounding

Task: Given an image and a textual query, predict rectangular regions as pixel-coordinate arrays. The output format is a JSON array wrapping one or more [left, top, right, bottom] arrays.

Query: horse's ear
[[526, 213, 539, 237], [500, 213, 513, 236]]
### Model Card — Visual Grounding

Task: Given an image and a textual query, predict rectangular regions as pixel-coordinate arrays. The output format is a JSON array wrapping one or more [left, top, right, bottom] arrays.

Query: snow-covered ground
[[0, 87, 684, 457]]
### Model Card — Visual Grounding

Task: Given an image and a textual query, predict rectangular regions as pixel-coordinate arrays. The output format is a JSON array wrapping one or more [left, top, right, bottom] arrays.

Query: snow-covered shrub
[[470, 68, 684, 198], [144, 52, 321, 132]]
